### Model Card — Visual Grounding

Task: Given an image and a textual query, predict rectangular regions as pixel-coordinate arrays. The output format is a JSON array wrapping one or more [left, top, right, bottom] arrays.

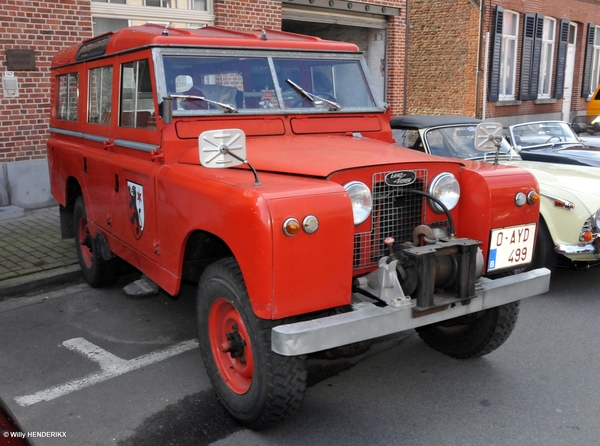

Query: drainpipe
[[404, 0, 410, 115], [475, 0, 485, 118]]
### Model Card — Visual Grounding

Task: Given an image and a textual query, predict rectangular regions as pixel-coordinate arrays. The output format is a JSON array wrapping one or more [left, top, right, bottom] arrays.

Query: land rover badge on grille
[[385, 171, 417, 186]]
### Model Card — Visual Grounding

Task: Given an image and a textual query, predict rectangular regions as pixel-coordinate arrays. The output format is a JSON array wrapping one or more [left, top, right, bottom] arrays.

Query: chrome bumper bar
[[272, 268, 550, 356], [555, 239, 600, 259]]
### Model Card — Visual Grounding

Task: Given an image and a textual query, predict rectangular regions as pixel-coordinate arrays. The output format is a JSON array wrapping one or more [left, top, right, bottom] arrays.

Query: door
[[83, 62, 116, 232], [562, 24, 577, 122], [110, 55, 162, 263]]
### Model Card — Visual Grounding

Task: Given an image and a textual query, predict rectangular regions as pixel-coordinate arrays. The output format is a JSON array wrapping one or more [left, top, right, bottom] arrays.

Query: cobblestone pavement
[[0, 207, 78, 283]]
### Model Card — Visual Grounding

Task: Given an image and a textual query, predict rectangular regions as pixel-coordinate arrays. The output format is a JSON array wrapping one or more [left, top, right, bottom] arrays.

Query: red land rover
[[48, 25, 550, 428]]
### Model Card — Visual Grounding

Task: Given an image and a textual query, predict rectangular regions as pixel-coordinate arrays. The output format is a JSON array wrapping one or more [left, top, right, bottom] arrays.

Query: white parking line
[[15, 337, 199, 407]]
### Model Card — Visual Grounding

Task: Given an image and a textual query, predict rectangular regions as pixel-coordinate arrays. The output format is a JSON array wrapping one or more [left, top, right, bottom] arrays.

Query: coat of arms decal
[[127, 180, 145, 240]]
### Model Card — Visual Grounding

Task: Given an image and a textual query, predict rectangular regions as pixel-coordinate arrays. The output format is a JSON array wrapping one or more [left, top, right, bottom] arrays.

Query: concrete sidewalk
[[0, 206, 81, 297]]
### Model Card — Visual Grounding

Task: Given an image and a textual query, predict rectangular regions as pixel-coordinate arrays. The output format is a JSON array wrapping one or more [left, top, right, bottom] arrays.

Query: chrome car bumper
[[272, 268, 551, 356], [555, 238, 600, 260]]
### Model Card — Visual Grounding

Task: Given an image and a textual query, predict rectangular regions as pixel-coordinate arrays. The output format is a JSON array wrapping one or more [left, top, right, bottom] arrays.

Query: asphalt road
[[1, 266, 599, 446]]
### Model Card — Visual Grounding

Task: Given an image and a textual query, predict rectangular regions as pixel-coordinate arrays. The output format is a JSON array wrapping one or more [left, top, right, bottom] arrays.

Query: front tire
[[530, 218, 558, 272], [197, 257, 307, 429], [415, 301, 520, 359], [73, 195, 120, 287]]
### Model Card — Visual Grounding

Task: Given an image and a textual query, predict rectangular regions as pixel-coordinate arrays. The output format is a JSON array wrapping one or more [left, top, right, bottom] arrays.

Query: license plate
[[487, 223, 536, 271]]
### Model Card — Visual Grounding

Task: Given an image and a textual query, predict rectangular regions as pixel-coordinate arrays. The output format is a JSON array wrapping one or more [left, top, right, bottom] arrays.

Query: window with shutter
[[499, 11, 520, 100], [488, 6, 504, 102], [530, 15, 545, 98], [553, 19, 569, 99], [582, 24, 596, 97], [519, 14, 536, 100]]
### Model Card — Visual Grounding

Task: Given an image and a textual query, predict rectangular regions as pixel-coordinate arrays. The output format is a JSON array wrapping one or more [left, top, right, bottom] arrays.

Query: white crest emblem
[[127, 180, 145, 240]]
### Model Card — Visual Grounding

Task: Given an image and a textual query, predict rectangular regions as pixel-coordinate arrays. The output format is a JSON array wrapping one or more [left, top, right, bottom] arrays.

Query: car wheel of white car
[[530, 218, 558, 273], [196, 257, 307, 429], [415, 302, 520, 359]]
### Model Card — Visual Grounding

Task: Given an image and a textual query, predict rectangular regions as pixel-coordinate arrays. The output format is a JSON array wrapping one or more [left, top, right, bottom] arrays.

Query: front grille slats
[[353, 169, 428, 270]]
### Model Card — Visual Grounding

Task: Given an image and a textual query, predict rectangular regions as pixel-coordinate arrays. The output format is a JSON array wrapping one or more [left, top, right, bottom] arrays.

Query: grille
[[353, 169, 428, 269]]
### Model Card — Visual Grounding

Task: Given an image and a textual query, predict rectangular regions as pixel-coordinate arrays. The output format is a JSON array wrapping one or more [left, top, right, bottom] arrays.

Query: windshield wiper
[[170, 94, 238, 113], [285, 79, 342, 111]]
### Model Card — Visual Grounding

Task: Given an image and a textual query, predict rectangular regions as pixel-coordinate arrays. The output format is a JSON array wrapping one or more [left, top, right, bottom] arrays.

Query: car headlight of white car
[[579, 208, 600, 242], [427, 172, 460, 213], [344, 181, 372, 225], [593, 208, 600, 232]]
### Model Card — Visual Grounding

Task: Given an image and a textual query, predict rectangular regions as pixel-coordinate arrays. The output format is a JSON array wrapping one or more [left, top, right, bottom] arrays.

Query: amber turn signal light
[[283, 218, 300, 236], [527, 190, 540, 205]]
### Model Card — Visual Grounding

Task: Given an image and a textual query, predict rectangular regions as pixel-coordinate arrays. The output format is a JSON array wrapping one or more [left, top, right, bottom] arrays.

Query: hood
[[513, 160, 600, 212], [555, 145, 600, 164], [243, 134, 458, 176]]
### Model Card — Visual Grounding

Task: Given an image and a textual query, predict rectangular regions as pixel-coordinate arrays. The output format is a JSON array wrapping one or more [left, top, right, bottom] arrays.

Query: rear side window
[[120, 59, 156, 129], [57, 73, 79, 121], [88, 66, 113, 125]]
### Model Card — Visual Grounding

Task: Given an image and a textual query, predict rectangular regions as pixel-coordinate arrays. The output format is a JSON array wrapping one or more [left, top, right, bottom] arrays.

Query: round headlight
[[593, 208, 600, 231], [343, 181, 372, 225], [428, 173, 460, 213]]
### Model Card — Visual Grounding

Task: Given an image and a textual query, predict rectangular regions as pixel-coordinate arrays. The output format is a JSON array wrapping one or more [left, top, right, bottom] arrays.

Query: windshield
[[419, 124, 517, 160], [159, 52, 378, 115], [509, 121, 580, 148]]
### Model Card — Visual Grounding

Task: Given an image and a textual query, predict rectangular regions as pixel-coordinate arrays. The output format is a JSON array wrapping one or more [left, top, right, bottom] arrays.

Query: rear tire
[[197, 257, 307, 429], [73, 196, 120, 287], [416, 301, 520, 359]]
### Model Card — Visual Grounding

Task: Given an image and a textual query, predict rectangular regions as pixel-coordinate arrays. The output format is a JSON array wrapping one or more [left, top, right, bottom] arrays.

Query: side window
[[88, 66, 113, 125], [57, 73, 79, 121], [120, 59, 156, 129]]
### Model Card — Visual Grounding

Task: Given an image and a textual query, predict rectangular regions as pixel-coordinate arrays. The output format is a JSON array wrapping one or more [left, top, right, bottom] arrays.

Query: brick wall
[[214, 0, 282, 30], [408, 0, 600, 121], [0, 1, 93, 163], [484, 0, 600, 120], [382, 2, 406, 115], [407, 0, 479, 116]]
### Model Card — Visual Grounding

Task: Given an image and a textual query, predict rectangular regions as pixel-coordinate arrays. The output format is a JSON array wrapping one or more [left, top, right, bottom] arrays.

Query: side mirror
[[199, 129, 246, 168], [474, 122, 504, 152]]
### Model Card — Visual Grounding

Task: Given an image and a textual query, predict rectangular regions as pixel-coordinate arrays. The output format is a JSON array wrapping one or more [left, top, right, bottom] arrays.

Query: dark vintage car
[[390, 115, 600, 272], [571, 114, 600, 149], [507, 120, 600, 167]]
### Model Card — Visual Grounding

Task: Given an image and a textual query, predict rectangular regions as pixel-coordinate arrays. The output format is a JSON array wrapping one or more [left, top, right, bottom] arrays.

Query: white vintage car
[[391, 115, 600, 272]]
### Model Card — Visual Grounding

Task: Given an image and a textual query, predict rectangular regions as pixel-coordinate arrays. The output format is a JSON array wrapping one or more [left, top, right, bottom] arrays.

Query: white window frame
[[499, 10, 519, 100], [538, 17, 556, 99], [590, 25, 600, 97], [91, 0, 214, 30]]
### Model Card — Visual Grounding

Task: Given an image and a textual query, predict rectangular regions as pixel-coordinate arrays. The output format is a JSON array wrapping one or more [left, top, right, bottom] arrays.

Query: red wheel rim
[[78, 214, 93, 269], [208, 297, 254, 394]]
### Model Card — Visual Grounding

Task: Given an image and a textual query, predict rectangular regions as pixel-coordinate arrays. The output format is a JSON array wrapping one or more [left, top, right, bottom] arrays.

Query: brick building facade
[[408, 0, 600, 127], [0, 0, 405, 209]]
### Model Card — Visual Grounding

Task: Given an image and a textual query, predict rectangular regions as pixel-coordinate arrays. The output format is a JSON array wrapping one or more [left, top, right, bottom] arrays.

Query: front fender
[[156, 165, 354, 319]]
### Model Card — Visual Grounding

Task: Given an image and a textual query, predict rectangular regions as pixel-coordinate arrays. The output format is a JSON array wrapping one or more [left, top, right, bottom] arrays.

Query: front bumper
[[555, 237, 600, 260], [272, 268, 550, 356]]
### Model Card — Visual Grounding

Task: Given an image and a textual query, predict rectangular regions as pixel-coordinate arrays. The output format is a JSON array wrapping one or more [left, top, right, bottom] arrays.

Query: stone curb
[[0, 265, 82, 298]]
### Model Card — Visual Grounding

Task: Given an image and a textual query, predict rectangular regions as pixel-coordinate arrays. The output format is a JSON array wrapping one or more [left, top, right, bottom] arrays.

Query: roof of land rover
[[51, 24, 360, 68]]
